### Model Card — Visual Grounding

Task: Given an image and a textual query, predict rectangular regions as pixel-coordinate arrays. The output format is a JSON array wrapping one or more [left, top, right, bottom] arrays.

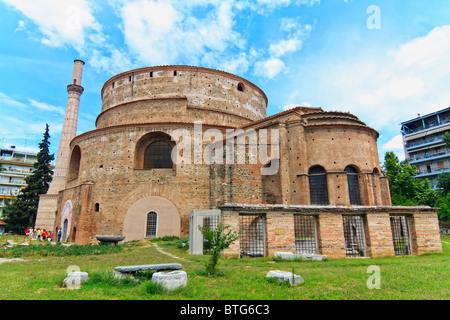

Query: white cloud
[[28, 99, 65, 116], [381, 135, 405, 161], [254, 58, 285, 78], [269, 38, 303, 57], [0, 92, 27, 109], [315, 25, 450, 130], [2, 0, 101, 51]]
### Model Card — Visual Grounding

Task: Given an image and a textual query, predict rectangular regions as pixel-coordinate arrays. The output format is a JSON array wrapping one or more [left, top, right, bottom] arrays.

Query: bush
[[175, 237, 189, 250]]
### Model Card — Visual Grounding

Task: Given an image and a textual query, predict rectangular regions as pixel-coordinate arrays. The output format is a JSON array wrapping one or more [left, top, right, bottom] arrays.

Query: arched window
[[237, 83, 244, 92], [146, 211, 158, 238], [261, 159, 281, 204], [309, 166, 329, 205], [68, 146, 81, 181], [144, 141, 173, 169], [135, 132, 175, 170], [345, 166, 361, 205]]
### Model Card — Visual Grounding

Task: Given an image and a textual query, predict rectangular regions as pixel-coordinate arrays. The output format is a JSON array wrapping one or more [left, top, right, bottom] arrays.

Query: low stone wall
[[220, 204, 442, 259]]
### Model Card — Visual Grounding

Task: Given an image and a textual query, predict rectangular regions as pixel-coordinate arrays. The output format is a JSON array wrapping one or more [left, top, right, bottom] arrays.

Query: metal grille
[[309, 167, 329, 205], [345, 166, 361, 205], [294, 215, 317, 254], [342, 215, 366, 257], [240, 214, 265, 257], [144, 141, 173, 169], [202, 215, 219, 255], [146, 211, 157, 238], [390, 215, 411, 255]]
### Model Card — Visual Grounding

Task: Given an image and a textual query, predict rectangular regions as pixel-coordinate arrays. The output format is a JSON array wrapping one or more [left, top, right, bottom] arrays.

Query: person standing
[[57, 228, 62, 242]]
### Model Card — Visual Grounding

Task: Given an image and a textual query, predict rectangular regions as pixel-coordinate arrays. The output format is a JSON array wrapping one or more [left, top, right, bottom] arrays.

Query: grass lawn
[[0, 234, 448, 300]]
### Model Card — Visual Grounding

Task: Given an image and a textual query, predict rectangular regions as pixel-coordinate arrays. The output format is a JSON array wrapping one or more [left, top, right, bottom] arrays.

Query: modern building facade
[[0, 147, 38, 218], [401, 107, 450, 188]]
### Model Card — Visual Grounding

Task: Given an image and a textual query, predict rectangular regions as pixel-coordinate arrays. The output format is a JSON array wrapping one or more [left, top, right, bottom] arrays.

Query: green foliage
[[4, 124, 54, 232], [435, 193, 450, 221], [199, 223, 239, 276], [0, 243, 122, 258], [442, 132, 450, 147], [383, 151, 437, 206], [437, 172, 450, 196], [383, 151, 450, 222], [175, 237, 189, 250]]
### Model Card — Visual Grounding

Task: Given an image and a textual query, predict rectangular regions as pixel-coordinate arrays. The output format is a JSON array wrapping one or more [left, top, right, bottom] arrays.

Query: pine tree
[[4, 124, 54, 233]]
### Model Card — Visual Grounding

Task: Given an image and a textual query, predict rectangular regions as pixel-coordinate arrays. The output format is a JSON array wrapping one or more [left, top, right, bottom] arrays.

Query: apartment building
[[401, 107, 450, 188], [0, 147, 38, 218]]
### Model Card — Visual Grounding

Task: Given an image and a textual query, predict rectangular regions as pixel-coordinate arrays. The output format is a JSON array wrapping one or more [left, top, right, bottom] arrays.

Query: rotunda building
[[36, 62, 442, 259]]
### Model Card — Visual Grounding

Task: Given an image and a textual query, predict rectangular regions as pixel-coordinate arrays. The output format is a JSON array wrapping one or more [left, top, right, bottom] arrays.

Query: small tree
[[4, 124, 54, 233], [199, 222, 239, 276]]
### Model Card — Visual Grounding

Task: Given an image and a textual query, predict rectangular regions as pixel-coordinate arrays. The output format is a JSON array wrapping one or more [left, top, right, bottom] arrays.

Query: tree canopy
[[383, 151, 437, 207], [4, 124, 54, 233]]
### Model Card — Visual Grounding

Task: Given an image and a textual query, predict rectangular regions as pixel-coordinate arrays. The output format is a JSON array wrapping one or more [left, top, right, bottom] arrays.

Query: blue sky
[[1, 0, 450, 165]]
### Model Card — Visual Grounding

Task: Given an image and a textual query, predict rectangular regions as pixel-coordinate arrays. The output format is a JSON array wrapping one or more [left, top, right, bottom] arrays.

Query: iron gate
[[390, 215, 411, 255], [342, 215, 366, 257], [294, 215, 317, 254], [240, 214, 266, 257], [202, 215, 219, 255]]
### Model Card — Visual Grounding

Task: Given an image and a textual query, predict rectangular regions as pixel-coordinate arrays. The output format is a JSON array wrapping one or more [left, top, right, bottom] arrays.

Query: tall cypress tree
[[4, 124, 54, 233]]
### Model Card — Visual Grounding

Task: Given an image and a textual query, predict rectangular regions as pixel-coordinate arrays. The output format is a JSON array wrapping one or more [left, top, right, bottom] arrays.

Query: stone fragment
[[115, 263, 182, 273], [274, 252, 327, 261], [151, 270, 187, 290], [266, 270, 304, 286], [62, 271, 89, 289]]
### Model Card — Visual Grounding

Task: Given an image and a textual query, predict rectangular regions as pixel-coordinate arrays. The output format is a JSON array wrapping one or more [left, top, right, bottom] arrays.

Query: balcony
[[415, 166, 449, 178], [409, 151, 450, 164], [0, 156, 36, 165], [405, 136, 445, 151], [402, 118, 450, 136]]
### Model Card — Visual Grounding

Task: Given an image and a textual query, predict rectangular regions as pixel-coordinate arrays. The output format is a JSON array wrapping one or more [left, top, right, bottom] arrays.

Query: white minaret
[[35, 60, 85, 231], [47, 59, 85, 193]]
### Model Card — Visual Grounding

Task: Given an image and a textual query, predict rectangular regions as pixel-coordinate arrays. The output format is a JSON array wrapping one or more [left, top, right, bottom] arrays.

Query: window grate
[[309, 166, 329, 205], [345, 166, 361, 205], [146, 211, 157, 238], [202, 215, 219, 255], [342, 215, 366, 257], [239, 214, 265, 257], [294, 215, 317, 254], [390, 215, 411, 256], [144, 141, 173, 169]]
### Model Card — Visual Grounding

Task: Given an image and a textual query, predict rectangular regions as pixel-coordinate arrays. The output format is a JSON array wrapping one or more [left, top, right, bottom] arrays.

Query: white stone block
[[151, 270, 187, 290], [266, 270, 304, 286]]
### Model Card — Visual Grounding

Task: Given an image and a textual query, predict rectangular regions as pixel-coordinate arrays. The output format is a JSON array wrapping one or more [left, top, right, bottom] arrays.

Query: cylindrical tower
[[35, 59, 84, 231], [47, 59, 85, 194]]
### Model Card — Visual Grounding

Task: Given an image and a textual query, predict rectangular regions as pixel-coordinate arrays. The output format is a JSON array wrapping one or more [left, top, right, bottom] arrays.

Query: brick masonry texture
[[37, 64, 442, 258]]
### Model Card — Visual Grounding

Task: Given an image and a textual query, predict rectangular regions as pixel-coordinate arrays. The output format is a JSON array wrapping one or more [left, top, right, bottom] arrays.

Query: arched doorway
[[60, 199, 73, 242], [62, 219, 68, 242], [123, 196, 180, 241]]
